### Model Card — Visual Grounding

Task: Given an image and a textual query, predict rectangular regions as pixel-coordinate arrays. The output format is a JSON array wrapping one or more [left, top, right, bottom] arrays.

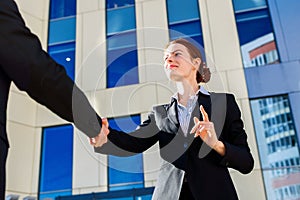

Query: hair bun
[[201, 66, 211, 83]]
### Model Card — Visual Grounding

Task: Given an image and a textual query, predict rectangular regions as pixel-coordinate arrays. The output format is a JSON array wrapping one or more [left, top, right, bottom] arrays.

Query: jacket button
[[184, 142, 188, 149]]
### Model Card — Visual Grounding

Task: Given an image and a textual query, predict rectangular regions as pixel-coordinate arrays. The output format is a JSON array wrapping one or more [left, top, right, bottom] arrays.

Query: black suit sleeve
[[95, 113, 159, 156], [219, 94, 254, 174], [0, 0, 101, 138]]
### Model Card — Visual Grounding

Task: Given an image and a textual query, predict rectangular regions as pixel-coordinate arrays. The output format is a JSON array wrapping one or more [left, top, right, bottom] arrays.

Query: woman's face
[[164, 43, 199, 83]]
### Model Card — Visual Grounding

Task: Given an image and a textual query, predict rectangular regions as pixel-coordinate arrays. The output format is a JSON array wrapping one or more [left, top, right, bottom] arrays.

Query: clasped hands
[[90, 118, 110, 147], [190, 105, 225, 155]]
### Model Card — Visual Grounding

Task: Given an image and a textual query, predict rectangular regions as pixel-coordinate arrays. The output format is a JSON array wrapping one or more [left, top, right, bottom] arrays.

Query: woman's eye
[[175, 52, 181, 56]]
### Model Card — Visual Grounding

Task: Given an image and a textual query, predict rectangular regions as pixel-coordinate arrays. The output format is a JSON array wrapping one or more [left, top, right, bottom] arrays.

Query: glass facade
[[48, 42, 75, 80], [39, 125, 74, 199], [232, 0, 280, 68], [38, 1, 76, 199], [250, 95, 300, 200], [49, 0, 76, 19], [166, 0, 204, 50], [107, 115, 145, 192], [105, 1, 145, 194], [106, 0, 135, 9], [106, 0, 138, 88], [48, 0, 76, 80], [29, 1, 299, 200], [56, 187, 154, 200]]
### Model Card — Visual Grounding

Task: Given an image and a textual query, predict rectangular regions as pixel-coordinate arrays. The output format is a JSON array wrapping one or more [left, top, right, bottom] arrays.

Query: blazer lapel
[[186, 97, 201, 135], [153, 98, 179, 133], [167, 98, 179, 127], [210, 92, 226, 138]]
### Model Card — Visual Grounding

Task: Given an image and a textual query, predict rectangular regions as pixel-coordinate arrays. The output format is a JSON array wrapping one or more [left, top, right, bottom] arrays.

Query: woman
[[93, 38, 254, 200]]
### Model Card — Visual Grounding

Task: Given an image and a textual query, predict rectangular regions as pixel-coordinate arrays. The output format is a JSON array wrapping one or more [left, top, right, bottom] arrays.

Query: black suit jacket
[[96, 92, 254, 200], [0, 1, 102, 198], [0, 0, 101, 148]]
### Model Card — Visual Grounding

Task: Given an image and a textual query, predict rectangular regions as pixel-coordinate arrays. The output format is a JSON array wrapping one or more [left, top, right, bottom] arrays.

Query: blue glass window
[[39, 2, 77, 199], [166, 0, 204, 47], [233, 0, 266, 11], [108, 115, 144, 191], [50, 0, 76, 19], [106, 2, 138, 88], [48, 42, 75, 80], [54, 187, 154, 199], [106, 3, 136, 33], [232, 0, 279, 68], [39, 125, 74, 199], [48, 16, 76, 44], [107, 0, 135, 9], [107, 41, 138, 88], [48, 0, 76, 81], [250, 95, 300, 200]]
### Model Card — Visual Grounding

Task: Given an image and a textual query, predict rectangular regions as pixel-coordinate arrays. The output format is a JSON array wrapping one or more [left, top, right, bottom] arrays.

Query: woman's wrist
[[213, 140, 226, 156]]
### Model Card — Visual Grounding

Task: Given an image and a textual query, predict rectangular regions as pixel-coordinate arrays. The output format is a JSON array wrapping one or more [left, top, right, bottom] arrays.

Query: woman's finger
[[200, 105, 209, 122], [190, 117, 200, 133], [193, 116, 199, 124], [102, 118, 109, 127], [90, 138, 96, 145]]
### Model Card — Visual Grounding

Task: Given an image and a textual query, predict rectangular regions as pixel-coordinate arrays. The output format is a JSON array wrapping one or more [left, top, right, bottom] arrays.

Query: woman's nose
[[166, 55, 173, 63]]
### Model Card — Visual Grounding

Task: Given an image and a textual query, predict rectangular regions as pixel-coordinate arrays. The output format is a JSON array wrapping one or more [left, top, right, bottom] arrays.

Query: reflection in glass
[[108, 115, 144, 191], [50, 0, 76, 19], [48, 42, 75, 80], [106, 1, 138, 88], [232, 0, 280, 68], [250, 95, 300, 200], [166, 0, 204, 47], [166, 0, 206, 65], [107, 0, 135, 9], [39, 125, 73, 200]]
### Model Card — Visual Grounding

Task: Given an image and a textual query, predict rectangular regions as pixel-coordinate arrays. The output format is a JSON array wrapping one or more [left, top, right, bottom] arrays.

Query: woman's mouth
[[168, 64, 177, 69]]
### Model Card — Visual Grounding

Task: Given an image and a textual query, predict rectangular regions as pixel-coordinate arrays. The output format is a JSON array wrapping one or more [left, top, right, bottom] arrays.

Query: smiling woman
[[93, 38, 254, 200], [164, 39, 207, 86]]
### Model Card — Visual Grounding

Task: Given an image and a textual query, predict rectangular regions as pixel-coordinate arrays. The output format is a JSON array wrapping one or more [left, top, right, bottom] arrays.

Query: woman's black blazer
[[96, 92, 254, 200]]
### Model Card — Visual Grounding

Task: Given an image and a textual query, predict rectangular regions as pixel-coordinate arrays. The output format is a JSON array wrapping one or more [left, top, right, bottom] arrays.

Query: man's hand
[[90, 118, 110, 147]]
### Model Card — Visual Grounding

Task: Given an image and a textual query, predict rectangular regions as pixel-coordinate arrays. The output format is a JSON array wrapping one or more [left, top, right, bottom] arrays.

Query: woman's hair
[[166, 38, 210, 83]]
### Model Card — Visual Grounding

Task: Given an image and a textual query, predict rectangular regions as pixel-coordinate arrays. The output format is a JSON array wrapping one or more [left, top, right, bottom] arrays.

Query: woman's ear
[[192, 58, 201, 69]]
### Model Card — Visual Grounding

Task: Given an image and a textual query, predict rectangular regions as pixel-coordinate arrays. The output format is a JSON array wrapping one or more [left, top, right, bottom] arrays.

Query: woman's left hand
[[190, 105, 219, 149]]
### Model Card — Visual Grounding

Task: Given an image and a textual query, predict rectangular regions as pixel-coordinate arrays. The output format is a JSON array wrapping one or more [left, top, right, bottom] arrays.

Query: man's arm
[[0, 0, 101, 138]]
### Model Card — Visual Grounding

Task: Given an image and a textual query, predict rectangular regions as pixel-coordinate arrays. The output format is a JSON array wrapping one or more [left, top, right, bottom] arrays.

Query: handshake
[[90, 118, 110, 147]]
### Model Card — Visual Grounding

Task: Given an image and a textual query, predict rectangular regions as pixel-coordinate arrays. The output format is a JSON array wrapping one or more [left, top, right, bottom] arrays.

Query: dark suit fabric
[[97, 93, 254, 200], [0, 0, 101, 198]]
